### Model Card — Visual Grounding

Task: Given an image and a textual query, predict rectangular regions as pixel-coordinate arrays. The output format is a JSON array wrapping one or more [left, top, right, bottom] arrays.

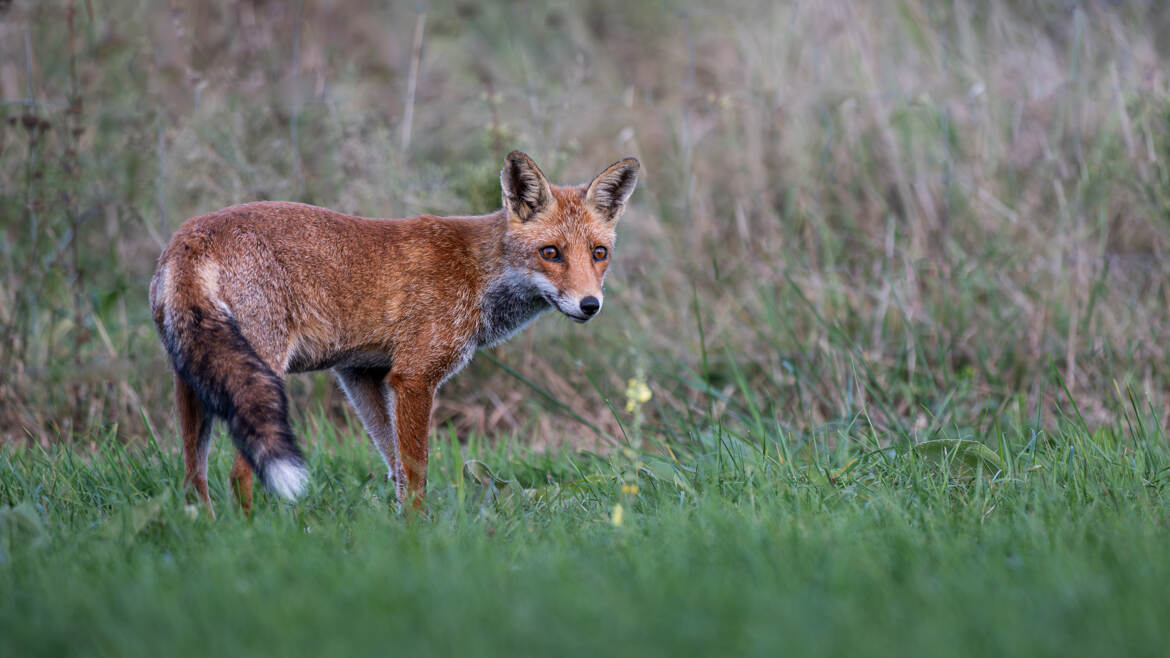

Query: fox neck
[[458, 210, 557, 348], [475, 265, 552, 348]]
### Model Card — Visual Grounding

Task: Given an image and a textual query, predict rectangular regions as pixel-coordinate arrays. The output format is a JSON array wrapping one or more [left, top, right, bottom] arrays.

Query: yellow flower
[[611, 503, 624, 527], [624, 376, 652, 413], [621, 483, 639, 496]]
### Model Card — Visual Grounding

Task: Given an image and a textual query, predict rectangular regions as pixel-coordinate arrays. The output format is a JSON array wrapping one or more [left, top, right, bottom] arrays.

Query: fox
[[149, 151, 639, 514]]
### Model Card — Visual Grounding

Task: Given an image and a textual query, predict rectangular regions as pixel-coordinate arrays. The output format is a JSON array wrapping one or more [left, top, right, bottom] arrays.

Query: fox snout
[[565, 294, 602, 322], [549, 293, 603, 323]]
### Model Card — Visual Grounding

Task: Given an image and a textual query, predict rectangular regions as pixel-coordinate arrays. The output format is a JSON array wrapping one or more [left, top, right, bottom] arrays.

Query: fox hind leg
[[335, 367, 398, 485], [176, 374, 214, 515], [230, 451, 254, 516]]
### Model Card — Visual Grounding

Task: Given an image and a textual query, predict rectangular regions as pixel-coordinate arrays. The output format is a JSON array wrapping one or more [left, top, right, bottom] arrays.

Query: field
[[4, 406, 1170, 657], [3, 1, 1170, 656]]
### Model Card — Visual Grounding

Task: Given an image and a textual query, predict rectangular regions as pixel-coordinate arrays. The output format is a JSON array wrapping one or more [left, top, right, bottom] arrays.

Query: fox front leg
[[389, 374, 436, 511]]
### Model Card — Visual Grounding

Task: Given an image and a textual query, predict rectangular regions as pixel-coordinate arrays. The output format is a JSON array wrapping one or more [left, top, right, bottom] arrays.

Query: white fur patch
[[266, 458, 309, 500], [195, 260, 236, 318], [527, 271, 559, 299], [196, 260, 221, 298]]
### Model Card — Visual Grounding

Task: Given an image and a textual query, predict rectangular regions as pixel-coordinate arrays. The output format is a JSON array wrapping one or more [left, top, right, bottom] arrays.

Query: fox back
[[149, 151, 639, 512]]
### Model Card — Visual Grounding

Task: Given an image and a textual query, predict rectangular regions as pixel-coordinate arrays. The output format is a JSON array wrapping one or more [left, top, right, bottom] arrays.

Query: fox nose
[[579, 296, 601, 317]]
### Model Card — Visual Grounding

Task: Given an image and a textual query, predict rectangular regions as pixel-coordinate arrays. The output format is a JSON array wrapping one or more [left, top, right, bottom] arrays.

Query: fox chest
[[473, 273, 551, 350]]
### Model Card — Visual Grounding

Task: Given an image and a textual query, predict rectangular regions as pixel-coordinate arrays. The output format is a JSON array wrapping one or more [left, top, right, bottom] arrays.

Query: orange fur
[[149, 152, 639, 512]]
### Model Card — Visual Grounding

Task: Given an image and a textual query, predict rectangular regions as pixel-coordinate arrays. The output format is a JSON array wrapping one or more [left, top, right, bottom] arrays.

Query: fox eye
[[592, 246, 608, 261], [539, 246, 561, 261]]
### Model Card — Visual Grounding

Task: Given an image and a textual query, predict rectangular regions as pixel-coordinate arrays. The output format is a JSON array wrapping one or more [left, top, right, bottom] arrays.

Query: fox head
[[500, 151, 640, 323]]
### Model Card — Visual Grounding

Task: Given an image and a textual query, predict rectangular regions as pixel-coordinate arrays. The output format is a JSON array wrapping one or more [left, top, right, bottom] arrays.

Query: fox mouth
[[559, 305, 593, 323], [542, 293, 592, 323]]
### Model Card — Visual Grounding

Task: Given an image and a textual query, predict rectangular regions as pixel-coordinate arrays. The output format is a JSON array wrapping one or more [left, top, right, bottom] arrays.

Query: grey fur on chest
[[475, 270, 552, 348]]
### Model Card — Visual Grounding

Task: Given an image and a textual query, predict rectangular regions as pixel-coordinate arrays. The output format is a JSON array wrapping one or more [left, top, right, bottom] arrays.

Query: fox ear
[[585, 157, 640, 222], [501, 151, 554, 222]]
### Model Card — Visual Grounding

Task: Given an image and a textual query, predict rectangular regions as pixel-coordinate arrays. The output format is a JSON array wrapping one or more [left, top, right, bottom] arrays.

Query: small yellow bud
[[624, 375, 652, 413], [611, 503, 624, 527]]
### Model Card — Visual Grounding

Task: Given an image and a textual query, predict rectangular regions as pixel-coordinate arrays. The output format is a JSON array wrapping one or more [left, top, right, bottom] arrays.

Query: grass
[[3, 388, 1170, 657]]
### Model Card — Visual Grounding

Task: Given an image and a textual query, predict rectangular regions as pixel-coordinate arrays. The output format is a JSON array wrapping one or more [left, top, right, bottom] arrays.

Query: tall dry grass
[[1, 0, 1168, 447]]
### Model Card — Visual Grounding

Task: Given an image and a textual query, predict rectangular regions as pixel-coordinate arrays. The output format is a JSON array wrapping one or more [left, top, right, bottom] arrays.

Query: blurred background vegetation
[[1, 0, 1168, 449]]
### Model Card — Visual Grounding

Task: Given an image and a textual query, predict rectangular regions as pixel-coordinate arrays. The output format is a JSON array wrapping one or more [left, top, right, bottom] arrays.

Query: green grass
[[4, 397, 1170, 658]]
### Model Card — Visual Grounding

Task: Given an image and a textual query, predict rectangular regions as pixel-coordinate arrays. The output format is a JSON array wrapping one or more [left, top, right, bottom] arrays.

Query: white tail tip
[[266, 459, 309, 500]]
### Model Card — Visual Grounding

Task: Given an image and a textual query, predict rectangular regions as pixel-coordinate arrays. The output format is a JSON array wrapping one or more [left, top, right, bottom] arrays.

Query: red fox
[[149, 152, 639, 513]]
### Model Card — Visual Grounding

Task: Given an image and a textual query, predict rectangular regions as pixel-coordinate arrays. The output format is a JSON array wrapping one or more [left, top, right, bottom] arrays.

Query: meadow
[[4, 401, 1170, 657], [2, 1, 1170, 655]]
